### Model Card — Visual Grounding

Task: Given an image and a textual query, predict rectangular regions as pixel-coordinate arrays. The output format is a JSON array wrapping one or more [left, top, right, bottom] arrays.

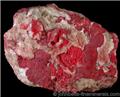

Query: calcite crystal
[[4, 4, 119, 92]]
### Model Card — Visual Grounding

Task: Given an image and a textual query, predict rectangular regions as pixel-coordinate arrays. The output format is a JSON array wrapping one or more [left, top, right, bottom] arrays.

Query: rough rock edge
[[5, 48, 34, 86], [75, 77, 117, 92]]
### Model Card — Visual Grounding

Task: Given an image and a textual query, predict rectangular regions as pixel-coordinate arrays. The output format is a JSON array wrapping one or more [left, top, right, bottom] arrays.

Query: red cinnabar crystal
[[4, 4, 119, 92]]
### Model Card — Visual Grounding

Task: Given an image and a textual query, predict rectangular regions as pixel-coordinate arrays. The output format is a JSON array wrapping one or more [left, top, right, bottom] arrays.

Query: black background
[[1, 1, 120, 97]]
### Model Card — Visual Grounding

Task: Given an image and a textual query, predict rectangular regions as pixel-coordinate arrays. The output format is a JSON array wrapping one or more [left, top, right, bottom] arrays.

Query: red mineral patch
[[68, 12, 91, 30], [59, 46, 82, 69], [109, 49, 117, 64], [92, 69, 105, 80], [90, 23, 106, 36], [90, 33, 104, 47], [50, 63, 57, 76], [31, 19, 43, 36], [111, 33, 119, 49], [17, 56, 30, 68], [20, 23, 29, 30], [81, 45, 97, 71], [25, 50, 51, 86]]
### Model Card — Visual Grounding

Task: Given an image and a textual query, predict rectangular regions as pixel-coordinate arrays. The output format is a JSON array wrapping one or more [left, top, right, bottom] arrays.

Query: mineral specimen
[[4, 4, 119, 92]]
